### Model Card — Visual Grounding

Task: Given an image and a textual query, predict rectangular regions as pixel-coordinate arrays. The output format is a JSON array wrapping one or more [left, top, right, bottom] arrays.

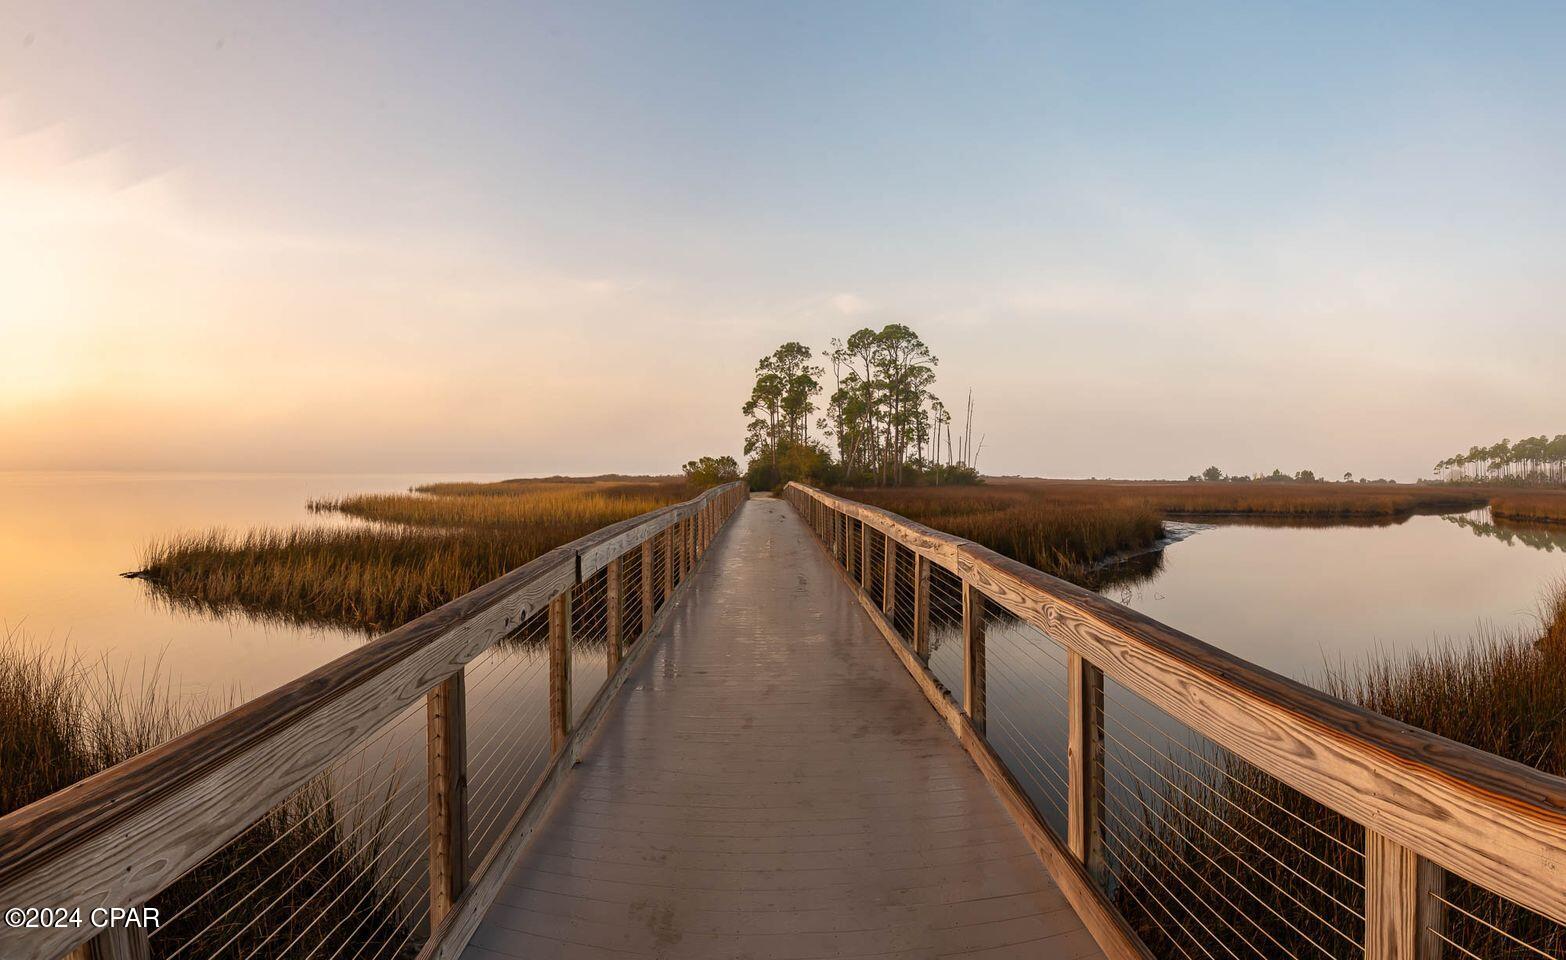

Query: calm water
[[0, 471, 513, 701], [8, 474, 1566, 878], [0, 472, 610, 861], [916, 508, 1566, 844], [6, 474, 1564, 704], [1101, 509, 1566, 681]]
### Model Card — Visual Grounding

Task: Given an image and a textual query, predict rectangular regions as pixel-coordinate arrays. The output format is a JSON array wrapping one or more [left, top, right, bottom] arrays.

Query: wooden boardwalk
[[12, 482, 1564, 960], [461, 496, 1105, 960]]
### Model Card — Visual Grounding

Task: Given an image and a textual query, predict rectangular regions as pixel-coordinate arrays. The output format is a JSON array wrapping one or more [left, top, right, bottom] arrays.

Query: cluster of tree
[[1189, 467, 1392, 484], [738, 326, 981, 489], [1433, 435, 1566, 485], [681, 455, 740, 490]]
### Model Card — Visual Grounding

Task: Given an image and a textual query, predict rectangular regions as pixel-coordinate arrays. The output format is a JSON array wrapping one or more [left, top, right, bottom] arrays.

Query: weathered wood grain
[[548, 593, 572, 754], [639, 540, 654, 643], [0, 543, 575, 960], [576, 483, 740, 579], [1418, 859, 1445, 960], [1068, 652, 1105, 881], [864, 513, 876, 588], [882, 533, 896, 616], [1366, 830, 1418, 960], [785, 482, 1566, 928], [1363, 848, 1445, 960], [419, 482, 746, 960], [67, 928, 148, 960], [963, 581, 986, 734], [455, 497, 1106, 960], [791, 494, 1150, 960], [662, 526, 674, 598], [605, 557, 623, 674], [420, 591, 677, 960], [0, 484, 742, 960], [428, 672, 468, 925]]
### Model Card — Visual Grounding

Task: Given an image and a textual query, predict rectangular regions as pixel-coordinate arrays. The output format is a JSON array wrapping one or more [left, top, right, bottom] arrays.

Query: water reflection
[[1444, 510, 1566, 552], [1094, 510, 1566, 682], [903, 504, 1566, 843], [1092, 549, 1167, 598], [0, 471, 511, 701]]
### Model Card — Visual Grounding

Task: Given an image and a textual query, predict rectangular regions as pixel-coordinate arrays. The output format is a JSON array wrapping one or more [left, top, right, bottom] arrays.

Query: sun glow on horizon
[[3, 3, 1565, 479]]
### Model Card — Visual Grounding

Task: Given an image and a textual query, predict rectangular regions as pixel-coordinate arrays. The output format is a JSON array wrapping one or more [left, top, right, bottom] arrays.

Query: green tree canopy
[[740, 325, 976, 489], [682, 456, 739, 490]]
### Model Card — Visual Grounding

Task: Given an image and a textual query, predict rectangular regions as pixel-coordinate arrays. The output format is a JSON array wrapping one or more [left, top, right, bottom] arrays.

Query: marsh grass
[[0, 630, 199, 813], [310, 485, 678, 529], [148, 774, 418, 959], [832, 485, 1165, 583], [1490, 490, 1566, 525], [1328, 618, 1566, 780], [142, 525, 578, 632], [0, 632, 419, 958], [1445, 513, 1566, 552], [835, 480, 1491, 586], [138, 478, 688, 633], [1112, 581, 1566, 960], [1133, 480, 1488, 518]]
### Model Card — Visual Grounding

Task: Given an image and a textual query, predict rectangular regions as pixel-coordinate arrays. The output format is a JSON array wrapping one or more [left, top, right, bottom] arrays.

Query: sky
[[2, 1, 1563, 480]]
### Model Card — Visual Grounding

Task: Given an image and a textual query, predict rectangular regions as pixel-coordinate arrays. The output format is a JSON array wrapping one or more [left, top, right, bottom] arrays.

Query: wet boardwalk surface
[[462, 496, 1103, 960]]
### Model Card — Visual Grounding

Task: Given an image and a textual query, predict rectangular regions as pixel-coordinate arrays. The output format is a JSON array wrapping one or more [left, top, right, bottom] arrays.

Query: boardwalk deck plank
[[461, 497, 1104, 960]]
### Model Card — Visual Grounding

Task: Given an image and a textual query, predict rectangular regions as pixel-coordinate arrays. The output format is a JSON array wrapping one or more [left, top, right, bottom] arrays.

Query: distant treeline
[[735, 326, 982, 489], [1434, 434, 1566, 484], [1187, 467, 1397, 484]]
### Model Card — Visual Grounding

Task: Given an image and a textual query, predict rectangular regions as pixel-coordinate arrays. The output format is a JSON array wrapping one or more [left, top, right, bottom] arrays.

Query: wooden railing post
[[640, 539, 655, 640], [68, 929, 150, 960], [1067, 652, 1105, 882], [912, 554, 930, 661], [670, 523, 679, 588], [859, 519, 870, 589], [881, 534, 896, 617], [548, 592, 572, 754], [605, 557, 623, 675], [427, 670, 467, 925], [1420, 862, 1446, 960], [667, 519, 679, 595], [1365, 831, 1445, 960], [962, 582, 986, 734]]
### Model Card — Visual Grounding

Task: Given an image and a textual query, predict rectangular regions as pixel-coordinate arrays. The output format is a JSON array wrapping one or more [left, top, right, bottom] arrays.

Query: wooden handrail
[[784, 482, 1566, 933], [0, 481, 745, 960]]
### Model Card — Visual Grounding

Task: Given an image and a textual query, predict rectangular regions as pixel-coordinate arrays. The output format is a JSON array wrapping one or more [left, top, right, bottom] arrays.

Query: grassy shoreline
[[834, 484, 1164, 582], [831, 479, 1499, 584], [137, 478, 688, 632], [0, 635, 420, 956], [136, 476, 1553, 628], [9, 474, 1566, 957], [1116, 580, 1566, 959], [1490, 490, 1566, 525]]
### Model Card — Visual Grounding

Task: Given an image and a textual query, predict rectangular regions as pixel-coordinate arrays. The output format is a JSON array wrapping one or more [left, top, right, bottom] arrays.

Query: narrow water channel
[[1100, 508, 1566, 681]]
